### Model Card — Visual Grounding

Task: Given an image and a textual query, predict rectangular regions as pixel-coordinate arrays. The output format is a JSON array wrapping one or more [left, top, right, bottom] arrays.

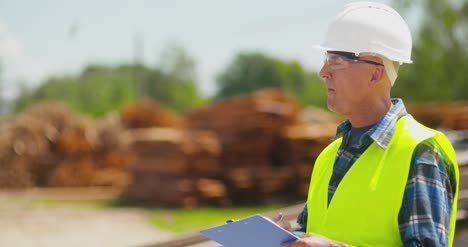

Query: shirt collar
[[334, 98, 408, 150]]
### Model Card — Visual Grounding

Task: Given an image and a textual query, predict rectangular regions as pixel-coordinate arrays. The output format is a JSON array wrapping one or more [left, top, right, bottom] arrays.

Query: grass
[[149, 205, 285, 233]]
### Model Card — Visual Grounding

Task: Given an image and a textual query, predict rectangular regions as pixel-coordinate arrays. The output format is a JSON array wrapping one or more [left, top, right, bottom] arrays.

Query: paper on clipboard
[[199, 214, 298, 247]]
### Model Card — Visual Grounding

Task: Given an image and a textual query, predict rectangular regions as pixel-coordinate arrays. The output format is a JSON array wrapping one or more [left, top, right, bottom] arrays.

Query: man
[[284, 2, 459, 247]]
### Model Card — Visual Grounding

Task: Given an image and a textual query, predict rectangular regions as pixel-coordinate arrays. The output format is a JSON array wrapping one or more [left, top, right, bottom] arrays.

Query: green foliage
[[296, 72, 327, 108], [77, 65, 137, 116], [12, 46, 207, 117], [276, 60, 306, 94], [159, 43, 197, 82], [151, 44, 208, 113], [215, 52, 327, 108], [13, 64, 138, 117], [215, 53, 284, 99], [13, 82, 36, 113], [392, 0, 468, 102]]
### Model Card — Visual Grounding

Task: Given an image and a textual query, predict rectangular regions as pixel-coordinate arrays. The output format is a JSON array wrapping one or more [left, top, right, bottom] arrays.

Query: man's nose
[[319, 64, 331, 80]]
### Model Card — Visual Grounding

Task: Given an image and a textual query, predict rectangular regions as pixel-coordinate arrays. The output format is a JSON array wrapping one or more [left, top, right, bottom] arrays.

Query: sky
[[1, 0, 402, 99]]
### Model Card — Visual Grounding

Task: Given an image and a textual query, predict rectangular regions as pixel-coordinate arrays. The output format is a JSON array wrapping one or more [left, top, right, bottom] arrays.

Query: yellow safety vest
[[306, 115, 459, 247]]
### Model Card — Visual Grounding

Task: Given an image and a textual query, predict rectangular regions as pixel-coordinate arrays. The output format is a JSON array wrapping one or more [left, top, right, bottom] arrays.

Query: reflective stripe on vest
[[306, 115, 459, 247]]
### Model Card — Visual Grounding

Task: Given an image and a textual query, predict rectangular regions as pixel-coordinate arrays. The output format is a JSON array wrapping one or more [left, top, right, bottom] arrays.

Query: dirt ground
[[0, 188, 174, 247], [2, 188, 468, 247], [0, 207, 175, 247]]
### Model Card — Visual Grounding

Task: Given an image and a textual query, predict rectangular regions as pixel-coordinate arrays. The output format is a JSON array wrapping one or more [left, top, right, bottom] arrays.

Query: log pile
[[278, 123, 337, 197], [0, 103, 135, 188], [0, 90, 349, 207], [408, 102, 468, 130], [278, 106, 341, 197], [184, 89, 306, 204], [185, 90, 301, 166], [0, 103, 72, 188], [122, 90, 341, 206], [44, 110, 136, 188], [123, 127, 227, 207], [120, 97, 182, 129]]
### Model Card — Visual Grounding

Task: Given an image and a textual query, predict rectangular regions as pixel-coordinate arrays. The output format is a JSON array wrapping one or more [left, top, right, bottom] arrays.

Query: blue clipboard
[[200, 214, 298, 247]]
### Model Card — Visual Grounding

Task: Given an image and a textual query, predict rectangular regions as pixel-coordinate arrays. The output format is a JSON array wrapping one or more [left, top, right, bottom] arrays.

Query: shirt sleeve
[[399, 138, 456, 247], [296, 203, 308, 232]]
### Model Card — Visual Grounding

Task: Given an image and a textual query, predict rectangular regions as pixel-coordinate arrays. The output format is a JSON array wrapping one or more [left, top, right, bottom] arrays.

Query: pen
[[277, 212, 283, 223], [276, 212, 292, 232]]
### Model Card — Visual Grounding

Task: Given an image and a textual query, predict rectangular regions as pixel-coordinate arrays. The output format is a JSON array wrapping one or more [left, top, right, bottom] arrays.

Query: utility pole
[[133, 34, 145, 100], [0, 58, 4, 116]]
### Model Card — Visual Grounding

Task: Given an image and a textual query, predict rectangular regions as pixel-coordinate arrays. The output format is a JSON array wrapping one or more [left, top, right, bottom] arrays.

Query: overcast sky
[[1, 0, 403, 98]]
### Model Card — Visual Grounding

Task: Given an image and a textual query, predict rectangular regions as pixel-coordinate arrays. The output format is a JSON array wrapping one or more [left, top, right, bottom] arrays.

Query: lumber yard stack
[[183, 89, 334, 204], [0, 91, 343, 206], [277, 106, 341, 197], [120, 98, 468, 206], [408, 102, 468, 130], [24, 92, 468, 207], [120, 97, 182, 129], [0, 103, 134, 188], [120, 99, 228, 207], [123, 127, 227, 207]]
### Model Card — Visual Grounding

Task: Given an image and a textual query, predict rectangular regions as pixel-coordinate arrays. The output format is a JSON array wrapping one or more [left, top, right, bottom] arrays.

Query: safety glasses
[[324, 51, 384, 67]]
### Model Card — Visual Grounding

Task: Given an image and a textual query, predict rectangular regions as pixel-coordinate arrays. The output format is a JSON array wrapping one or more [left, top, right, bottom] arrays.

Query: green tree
[[12, 44, 207, 116], [297, 72, 327, 108], [74, 64, 137, 116], [393, 0, 468, 102], [276, 60, 327, 107], [12, 82, 35, 113], [215, 53, 284, 99], [215, 52, 327, 107], [159, 43, 197, 82], [152, 44, 207, 112]]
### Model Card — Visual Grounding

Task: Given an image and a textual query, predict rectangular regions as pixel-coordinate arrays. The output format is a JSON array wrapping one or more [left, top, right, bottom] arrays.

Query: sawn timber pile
[[408, 102, 468, 130], [177, 89, 339, 204], [0, 90, 342, 207], [123, 127, 227, 207], [0, 103, 137, 188]]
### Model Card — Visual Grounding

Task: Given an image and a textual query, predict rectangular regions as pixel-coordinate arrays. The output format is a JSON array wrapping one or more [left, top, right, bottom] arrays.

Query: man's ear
[[370, 66, 385, 85]]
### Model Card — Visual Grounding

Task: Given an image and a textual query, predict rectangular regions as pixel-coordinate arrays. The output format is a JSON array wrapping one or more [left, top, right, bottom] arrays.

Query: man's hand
[[274, 212, 292, 232], [282, 234, 347, 247]]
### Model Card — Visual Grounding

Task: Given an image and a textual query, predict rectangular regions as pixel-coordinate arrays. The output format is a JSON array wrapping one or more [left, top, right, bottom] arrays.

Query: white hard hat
[[317, 1, 413, 85]]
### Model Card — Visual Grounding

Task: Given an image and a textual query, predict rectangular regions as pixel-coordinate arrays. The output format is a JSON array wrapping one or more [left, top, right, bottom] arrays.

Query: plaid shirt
[[296, 99, 456, 247]]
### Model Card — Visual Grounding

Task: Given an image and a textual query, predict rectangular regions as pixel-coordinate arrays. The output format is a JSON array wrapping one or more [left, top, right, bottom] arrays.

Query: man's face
[[319, 51, 384, 116]]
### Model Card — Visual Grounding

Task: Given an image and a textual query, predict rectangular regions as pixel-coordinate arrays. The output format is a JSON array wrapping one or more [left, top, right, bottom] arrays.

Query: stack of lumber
[[0, 103, 72, 188], [123, 127, 227, 207], [278, 123, 337, 197], [120, 97, 182, 129], [0, 103, 135, 188], [0, 91, 342, 207], [278, 106, 341, 197], [186, 90, 299, 168], [121, 91, 339, 206], [184, 89, 302, 204], [43, 108, 136, 188], [408, 102, 468, 130]]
